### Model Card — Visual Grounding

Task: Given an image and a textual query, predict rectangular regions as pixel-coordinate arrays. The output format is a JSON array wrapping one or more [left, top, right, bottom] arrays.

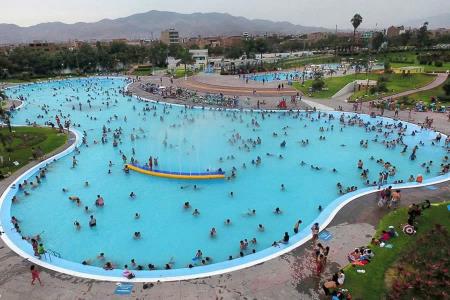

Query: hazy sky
[[2, 0, 450, 29]]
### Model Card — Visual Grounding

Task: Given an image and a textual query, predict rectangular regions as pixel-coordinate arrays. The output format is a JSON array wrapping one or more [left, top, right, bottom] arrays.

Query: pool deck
[[0, 179, 448, 299]]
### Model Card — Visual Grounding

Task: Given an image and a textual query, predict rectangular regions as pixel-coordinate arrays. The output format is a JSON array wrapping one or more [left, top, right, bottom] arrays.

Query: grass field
[[293, 73, 382, 99], [398, 77, 450, 104], [341, 201, 450, 299], [170, 68, 196, 78], [349, 73, 435, 101], [0, 127, 67, 177], [375, 51, 450, 73], [274, 55, 339, 70], [131, 67, 165, 76]]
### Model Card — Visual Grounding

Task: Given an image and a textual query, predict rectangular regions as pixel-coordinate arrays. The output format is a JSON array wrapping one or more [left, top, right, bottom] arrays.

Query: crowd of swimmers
[[7, 77, 450, 274]]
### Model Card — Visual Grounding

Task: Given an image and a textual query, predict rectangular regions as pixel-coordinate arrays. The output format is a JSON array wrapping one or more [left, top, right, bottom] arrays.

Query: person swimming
[[247, 209, 256, 216], [74, 220, 81, 230], [258, 224, 265, 232], [95, 195, 104, 207], [89, 215, 96, 227]]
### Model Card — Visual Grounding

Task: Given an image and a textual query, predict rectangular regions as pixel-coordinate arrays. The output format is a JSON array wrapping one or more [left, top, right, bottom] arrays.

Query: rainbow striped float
[[125, 164, 225, 180]]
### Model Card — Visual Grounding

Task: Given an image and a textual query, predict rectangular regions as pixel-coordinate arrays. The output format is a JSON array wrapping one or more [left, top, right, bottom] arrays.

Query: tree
[[384, 61, 392, 73], [443, 81, 450, 96], [399, 30, 412, 46], [311, 79, 325, 91], [371, 32, 384, 51], [351, 14, 363, 51], [224, 47, 243, 59], [148, 42, 169, 68], [416, 22, 430, 48], [177, 48, 195, 74]]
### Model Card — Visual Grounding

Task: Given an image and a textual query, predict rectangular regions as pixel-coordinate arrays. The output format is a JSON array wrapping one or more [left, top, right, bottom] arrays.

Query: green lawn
[[374, 50, 450, 73], [0, 127, 67, 177], [293, 73, 380, 99], [274, 55, 339, 70], [349, 73, 435, 101], [399, 77, 450, 104], [390, 62, 450, 73], [341, 201, 450, 299], [131, 67, 166, 76], [170, 68, 196, 79]]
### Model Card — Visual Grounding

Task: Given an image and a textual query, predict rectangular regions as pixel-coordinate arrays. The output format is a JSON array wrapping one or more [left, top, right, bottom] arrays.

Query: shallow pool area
[[250, 71, 303, 82], [1, 77, 449, 281]]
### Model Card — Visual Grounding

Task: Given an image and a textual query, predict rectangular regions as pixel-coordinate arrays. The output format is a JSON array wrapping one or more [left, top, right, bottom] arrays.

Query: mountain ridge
[[0, 10, 330, 44]]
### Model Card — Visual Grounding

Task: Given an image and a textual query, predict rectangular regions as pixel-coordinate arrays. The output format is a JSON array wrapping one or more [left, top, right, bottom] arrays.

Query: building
[[221, 36, 243, 48], [386, 26, 405, 38], [307, 32, 329, 42], [160, 29, 180, 45], [392, 66, 424, 74], [27, 41, 59, 51], [189, 49, 208, 69], [430, 28, 450, 38]]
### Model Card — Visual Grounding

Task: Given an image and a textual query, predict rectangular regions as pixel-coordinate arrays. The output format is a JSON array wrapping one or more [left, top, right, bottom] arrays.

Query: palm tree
[[351, 14, 363, 52]]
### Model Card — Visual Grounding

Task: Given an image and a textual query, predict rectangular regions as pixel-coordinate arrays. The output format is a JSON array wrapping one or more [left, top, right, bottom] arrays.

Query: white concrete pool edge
[[0, 77, 448, 283]]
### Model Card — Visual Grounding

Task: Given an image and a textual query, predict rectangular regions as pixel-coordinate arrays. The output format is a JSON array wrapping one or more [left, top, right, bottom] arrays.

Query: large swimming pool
[[1, 77, 449, 281]]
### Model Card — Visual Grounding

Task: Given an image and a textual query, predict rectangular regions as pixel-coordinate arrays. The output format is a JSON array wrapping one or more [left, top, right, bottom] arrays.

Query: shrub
[[377, 82, 388, 93], [397, 96, 415, 106], [378, 75, 389, 83], [434, 61, 443, 67], [311, 79, 325, 91], [443, 82, 450, 96]]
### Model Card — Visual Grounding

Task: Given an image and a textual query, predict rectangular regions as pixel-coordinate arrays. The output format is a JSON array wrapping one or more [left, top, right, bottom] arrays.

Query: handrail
[[46, 248, 61, 258]]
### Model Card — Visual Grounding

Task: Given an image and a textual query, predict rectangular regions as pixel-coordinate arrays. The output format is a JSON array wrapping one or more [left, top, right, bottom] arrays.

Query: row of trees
[[0, 41, 174, 79]]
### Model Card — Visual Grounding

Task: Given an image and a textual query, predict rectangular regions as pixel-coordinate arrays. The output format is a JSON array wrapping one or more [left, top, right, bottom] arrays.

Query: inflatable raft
[[125, 164, 225, 180]]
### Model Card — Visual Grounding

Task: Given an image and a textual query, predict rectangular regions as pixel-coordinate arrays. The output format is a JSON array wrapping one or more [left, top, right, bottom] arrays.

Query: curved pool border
[[0, 77, 449, 282]]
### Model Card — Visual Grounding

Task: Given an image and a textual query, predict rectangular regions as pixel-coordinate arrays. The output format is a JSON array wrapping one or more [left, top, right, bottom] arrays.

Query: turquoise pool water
[[3, 77, 448, 273], [250, 71, 304, 82], [249, 63, 343, 82]]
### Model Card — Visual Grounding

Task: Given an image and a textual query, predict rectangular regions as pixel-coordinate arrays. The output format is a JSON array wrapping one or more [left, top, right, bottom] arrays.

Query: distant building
[[221, 36, 243, 48], [392, 66, 424, 74], [307, 32, 329, 42], [386, 26, 405, 38], [160, 29, 180, 45], [28, 41, 59, 51], [189, 49, 208, 69], [430, 28, 450, 37]]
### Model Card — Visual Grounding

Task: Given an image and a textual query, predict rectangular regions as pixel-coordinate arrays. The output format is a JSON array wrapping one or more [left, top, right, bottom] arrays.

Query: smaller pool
[[249, 64, 347, 82], [250, 71, 306, 82]]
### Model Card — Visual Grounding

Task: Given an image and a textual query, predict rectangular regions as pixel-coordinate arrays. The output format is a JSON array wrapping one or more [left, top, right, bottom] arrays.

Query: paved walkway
[[301, 73, 450, 135], [382, 72, 448, 100], [177, 76, 298, 97]]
